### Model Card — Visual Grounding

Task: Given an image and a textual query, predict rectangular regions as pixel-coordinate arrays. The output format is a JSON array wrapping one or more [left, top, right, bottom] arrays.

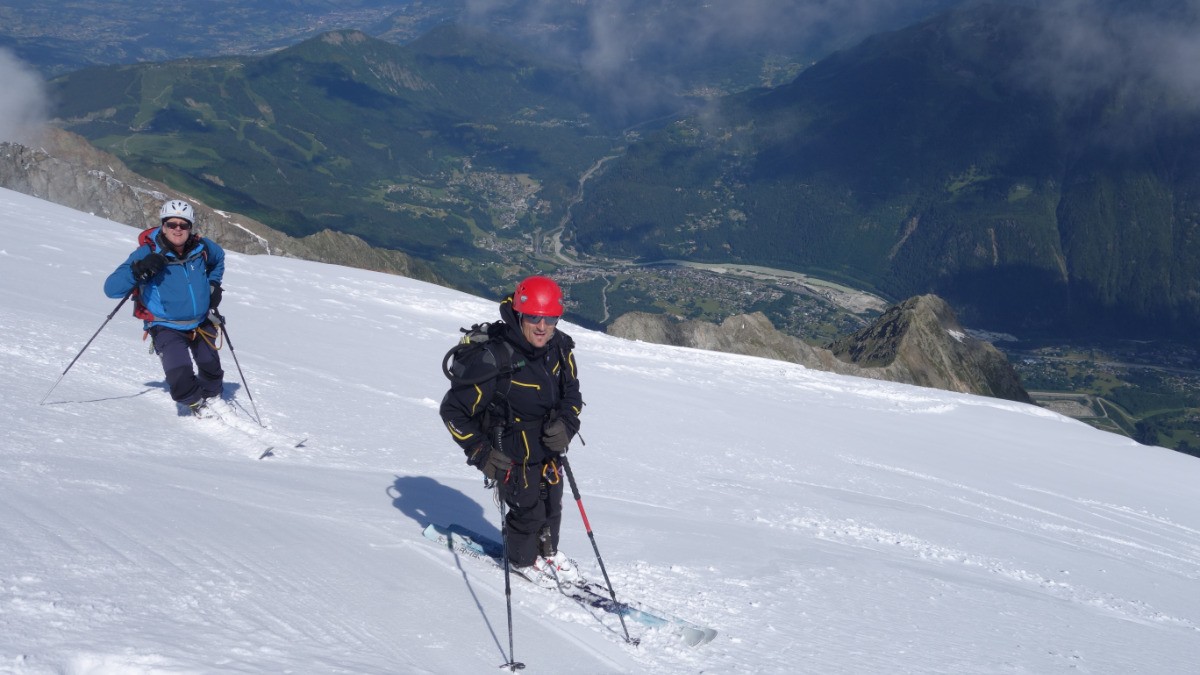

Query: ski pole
[[210, 310, 264, 427], [559, 455, 633, 645], [40, 290, 133, 405], [497, 496, 525, 671]]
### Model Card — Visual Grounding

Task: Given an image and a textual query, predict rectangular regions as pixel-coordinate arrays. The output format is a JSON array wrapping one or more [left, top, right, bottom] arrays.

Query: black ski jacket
[[440, 295, 583, 468]]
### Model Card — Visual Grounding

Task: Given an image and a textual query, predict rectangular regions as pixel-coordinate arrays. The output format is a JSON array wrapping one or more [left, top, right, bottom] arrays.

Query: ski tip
[[679, 627, 718, 647], [258, 447, 275, 460]]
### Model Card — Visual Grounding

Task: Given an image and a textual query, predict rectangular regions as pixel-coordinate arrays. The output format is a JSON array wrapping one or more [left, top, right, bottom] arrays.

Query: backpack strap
[[131, 229, 158, 322]]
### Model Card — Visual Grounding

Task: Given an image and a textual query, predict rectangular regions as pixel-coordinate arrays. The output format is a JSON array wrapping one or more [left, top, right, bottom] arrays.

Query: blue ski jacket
[[104, 228, 225, 330]]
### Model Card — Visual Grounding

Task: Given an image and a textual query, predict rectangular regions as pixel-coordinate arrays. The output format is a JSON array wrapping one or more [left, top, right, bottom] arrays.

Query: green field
[[1011, 343, 1200, 457]]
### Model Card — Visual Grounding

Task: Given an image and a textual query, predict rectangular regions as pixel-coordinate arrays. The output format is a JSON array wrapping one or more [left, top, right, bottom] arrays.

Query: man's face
[[520, 314, 557, 348], [162, 218, 192, 247]]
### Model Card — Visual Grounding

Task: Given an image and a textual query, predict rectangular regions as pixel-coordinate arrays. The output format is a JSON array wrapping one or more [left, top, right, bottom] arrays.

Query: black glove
[[209, 282, 223, 308], [466, 442, 512, 482], [542, 414, 571, 453], [131, 253, 167, 281]]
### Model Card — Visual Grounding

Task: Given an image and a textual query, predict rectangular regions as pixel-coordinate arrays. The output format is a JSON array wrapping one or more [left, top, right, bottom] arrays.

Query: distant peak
[[320, 30, 370, 45]]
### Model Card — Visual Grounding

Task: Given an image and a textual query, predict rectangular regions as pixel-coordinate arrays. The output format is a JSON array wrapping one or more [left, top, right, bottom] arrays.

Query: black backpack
[[441, 322, 525, 387]]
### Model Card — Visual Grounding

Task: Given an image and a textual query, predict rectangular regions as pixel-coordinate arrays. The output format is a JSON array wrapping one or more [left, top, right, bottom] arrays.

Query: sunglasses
[[163, 220, 193, 231], [522, 314, 560, 326]]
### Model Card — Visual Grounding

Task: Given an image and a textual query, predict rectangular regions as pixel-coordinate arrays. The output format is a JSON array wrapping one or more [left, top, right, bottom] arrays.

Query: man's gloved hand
[[466, 441, 512, 482], [542, 413, 570, 453], [209, 282, 223, 308], [131, 253, 167, 281]]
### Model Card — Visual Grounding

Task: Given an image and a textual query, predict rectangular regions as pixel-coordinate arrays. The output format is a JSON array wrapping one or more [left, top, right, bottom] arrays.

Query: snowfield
[[2, 187, 1199, 674]]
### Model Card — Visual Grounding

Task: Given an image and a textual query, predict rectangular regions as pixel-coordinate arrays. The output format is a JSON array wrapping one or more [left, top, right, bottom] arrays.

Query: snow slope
[[2, 187, 1199, 674]]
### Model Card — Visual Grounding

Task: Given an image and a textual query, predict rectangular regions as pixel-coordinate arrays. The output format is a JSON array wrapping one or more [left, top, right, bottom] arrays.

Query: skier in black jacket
[[440, 275, 583, 581]]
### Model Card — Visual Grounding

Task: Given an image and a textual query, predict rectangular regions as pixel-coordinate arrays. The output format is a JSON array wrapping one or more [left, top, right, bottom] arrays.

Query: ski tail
[[421, 523, 717, 647]]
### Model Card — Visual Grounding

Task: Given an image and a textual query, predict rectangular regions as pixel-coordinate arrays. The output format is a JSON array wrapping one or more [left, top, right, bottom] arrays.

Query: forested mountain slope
[[573, 2, 1200, 338]]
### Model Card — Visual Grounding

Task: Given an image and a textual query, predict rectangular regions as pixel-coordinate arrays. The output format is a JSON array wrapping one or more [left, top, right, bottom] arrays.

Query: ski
[[421, 522, 717, 647], [191, 399, 309, 459], [255, 437, 308, 460]]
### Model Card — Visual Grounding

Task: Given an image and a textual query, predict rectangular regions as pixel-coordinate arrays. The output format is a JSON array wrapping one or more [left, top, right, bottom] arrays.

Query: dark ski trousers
[[150, 323, 224, 405], [500, 460, 564, 566]]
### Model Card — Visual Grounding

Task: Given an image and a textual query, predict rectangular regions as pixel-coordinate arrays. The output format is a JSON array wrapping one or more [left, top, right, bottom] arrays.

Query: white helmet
[[159, 199, 195, 225]]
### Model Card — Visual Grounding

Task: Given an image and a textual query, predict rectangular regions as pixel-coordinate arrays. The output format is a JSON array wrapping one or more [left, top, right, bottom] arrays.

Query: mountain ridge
[[609, 295, 1030, 403], [0, 128, 440, 281], [48, 24, 614, 291], [572, 2, 1200, 339], [3, 130, 1030, 405]]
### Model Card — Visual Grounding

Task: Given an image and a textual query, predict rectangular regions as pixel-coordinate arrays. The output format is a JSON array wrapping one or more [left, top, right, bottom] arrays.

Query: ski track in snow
[[742, 455, 1200, 634], [846, 458, 1200, 580]]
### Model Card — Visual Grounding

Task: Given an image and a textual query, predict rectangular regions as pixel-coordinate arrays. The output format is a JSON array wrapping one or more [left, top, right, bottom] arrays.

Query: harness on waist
[[146, 322, 223, 353]]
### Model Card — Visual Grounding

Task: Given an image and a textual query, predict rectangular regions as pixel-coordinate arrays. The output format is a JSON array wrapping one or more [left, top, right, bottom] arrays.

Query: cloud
[[449, 0, 1200, 145], [462, 0, 957, 118], [1017, 1, 1200, 114], [0, 49, 49, 143]]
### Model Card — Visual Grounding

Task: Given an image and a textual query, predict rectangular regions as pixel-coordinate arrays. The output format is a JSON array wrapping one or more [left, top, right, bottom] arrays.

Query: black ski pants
[[150, 323, 224, 405], [500, 460, 564, 566]]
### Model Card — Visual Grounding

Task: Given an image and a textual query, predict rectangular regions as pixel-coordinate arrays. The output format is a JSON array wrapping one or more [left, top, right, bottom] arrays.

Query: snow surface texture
[[2, 187, 1199, 674]]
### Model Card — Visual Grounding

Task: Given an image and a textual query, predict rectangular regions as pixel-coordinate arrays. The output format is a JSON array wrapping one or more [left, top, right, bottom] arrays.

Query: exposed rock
[[609, 295, 1032, 403], [827, 295, 1032, 402], [0, 130, 150, 228], [0, 128, 440, 283], [610, 311, 856, 374]]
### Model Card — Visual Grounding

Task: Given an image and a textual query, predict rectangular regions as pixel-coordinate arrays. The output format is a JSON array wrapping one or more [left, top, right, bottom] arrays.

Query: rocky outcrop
[[827, 295, 1032, 402], [609, 311, 857, 374], [0, 128, 440, 283], [609, 295, 1032, 403], [0, 130, 151, 228]]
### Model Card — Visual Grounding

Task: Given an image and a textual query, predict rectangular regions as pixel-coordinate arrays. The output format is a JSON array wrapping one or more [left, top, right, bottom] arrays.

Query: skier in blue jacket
[[104, 199, 227, 415]]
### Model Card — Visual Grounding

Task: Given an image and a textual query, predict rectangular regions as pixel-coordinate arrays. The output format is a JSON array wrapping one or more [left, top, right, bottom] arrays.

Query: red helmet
[[512, 275, 564, 316]]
